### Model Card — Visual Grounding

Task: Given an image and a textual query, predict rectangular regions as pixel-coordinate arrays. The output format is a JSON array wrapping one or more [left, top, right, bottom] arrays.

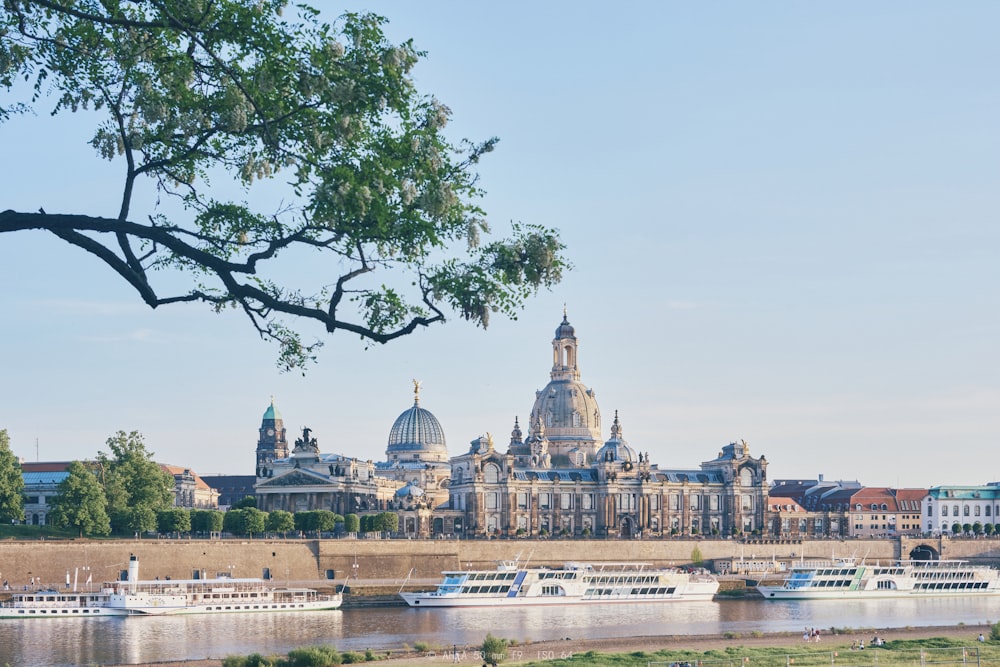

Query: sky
[[1, 2, 998, 487]]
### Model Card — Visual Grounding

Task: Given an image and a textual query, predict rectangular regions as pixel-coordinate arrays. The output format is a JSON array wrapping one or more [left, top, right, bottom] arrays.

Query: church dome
[[529, 312, 602, 461], [596, 411, 636, 463], [386, 381, 448, 462], [554, 314, 576, 339]]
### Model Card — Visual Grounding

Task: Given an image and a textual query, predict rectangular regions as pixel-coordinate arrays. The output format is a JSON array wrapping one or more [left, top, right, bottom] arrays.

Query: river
[[1, 597, 997, 666]]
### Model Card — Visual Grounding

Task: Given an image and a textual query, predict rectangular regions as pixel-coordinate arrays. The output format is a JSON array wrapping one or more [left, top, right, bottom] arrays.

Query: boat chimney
[[128, 554, 139, 593]]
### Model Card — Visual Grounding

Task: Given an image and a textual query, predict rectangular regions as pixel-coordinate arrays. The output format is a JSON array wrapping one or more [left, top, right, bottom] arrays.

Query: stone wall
[[1, 536, 994, 590]]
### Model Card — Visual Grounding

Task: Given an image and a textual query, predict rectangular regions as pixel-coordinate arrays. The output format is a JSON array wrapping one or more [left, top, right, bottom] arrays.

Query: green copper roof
[[262, 399, 282, 421]]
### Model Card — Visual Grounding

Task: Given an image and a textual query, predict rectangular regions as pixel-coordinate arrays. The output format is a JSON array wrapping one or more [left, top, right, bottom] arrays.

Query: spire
[[510, 416, 523, 443], [551, 311, 580, 382], [610, 410, 622, 440]]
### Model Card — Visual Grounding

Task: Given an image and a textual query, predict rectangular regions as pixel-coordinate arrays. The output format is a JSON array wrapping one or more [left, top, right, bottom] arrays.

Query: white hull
[[2, 556, 341, 618], [757, 558, 1000, 601], [402, 561, 719, 608], [119, 597, 342, 615], [401, 591, 717, 607], [757, 586, 1000, 600]]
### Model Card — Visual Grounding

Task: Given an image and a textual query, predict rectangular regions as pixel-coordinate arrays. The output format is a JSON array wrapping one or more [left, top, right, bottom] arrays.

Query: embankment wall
[[1, 536, 997, 589]]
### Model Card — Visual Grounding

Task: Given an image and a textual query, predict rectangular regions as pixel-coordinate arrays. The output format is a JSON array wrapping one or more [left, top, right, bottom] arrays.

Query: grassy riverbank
[[115, 623, 999, 667]]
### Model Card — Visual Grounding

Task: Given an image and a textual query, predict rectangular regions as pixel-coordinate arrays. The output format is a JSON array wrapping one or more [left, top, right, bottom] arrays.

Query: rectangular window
[[650, 494, 660, 511], [669, 494, 680, 510], [975, 506, 981, 516], [710, 495, 720, 511], [486, 492, 498, 510], [517, 492, 528, 510], [582, 494, 593, 510], [942, 506, 948, 516], [742, 495, 752, 511], [560, 493, 572, 510], [539, 493, 550, 510], [691, 494, 701, 510], [813, 518, 824, 532]]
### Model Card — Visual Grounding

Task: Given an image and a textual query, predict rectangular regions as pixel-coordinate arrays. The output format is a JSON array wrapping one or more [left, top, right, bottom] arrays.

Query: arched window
[[484, 463, 501, 484]]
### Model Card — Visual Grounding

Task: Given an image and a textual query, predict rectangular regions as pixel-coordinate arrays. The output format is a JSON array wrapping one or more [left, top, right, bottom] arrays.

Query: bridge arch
[[908, 544, 940, 561]]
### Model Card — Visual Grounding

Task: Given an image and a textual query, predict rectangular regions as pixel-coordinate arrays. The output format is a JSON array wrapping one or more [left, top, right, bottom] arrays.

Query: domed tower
[[256, 397, 288, 468], [596, 411, 637, 464], [386, 380, 449, 464], [528, 311, 602, 464]]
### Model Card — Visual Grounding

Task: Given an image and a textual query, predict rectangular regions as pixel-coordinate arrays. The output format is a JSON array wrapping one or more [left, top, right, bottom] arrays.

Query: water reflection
[[1, 597, 996, 667]]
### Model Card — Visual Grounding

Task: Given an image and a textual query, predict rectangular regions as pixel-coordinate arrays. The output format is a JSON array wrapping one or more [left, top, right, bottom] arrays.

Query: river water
[[1, 597, 997, 666]]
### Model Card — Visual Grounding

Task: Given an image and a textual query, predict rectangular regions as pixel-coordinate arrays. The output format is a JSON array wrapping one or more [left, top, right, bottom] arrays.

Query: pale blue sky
[[1, 2, 997, 486]]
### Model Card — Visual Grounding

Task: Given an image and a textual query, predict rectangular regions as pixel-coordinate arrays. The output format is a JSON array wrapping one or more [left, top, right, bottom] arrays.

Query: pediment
[[257, 469, 330, 488]]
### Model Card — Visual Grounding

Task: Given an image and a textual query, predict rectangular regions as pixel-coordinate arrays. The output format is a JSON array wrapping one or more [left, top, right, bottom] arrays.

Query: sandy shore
[[111, 623, 994, 667]]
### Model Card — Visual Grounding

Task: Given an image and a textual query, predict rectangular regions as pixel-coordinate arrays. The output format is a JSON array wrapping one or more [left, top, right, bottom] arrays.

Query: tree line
[[0, 428, 398, 538]]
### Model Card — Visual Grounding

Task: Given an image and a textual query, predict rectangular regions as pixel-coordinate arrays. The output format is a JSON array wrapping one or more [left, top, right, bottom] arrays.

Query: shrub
[[990, 621, 1000, 641], [340, 652, 366, 664], [481, 633, 509, 666], [286, 646, 341, 667]]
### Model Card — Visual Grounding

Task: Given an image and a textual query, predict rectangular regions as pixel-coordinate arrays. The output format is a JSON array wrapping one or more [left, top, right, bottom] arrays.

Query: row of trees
[[155, 504, 398, 539], [0, 429, 170, 535], [950, 522, 999, 537], [0, 429, 399, 538]]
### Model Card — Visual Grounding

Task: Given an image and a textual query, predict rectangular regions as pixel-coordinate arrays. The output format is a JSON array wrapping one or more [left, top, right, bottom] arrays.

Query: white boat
[[0, 590, 125, 617], [400, 560, 719, 607], [1, 555, 342, 617], [756, 558, 1000, 600]]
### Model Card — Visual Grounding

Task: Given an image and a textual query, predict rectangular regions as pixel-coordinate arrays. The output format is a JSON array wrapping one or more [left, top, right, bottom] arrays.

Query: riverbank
[[109, 623, 995, 667]]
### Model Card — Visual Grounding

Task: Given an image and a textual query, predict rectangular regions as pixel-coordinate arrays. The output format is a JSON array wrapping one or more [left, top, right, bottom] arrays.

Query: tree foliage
[[191, 508, 224, 534], [293, 508, 336, 535], [0, 1, 567, 371], [0, 429, 25, 523], [265, 509, 294, 535], [49, 460, 110, 537], [98, 430, 175, 534], [157, 507, 192, 534], [232, 496, 257, 509]]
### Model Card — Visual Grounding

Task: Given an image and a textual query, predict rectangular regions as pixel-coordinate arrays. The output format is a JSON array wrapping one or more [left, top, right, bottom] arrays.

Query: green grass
[[0, 524, 80, 540], [510, 637, 1000, 667]]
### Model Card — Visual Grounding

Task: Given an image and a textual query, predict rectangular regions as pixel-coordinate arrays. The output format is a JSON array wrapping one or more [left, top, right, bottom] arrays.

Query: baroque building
[[445, 314, 768, 538], [251, 312, 770, 538]]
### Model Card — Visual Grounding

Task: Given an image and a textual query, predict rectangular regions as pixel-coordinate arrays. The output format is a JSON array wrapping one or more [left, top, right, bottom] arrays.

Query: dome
[[555, 313, 576, 339], [386, 381, 448, 462], [262, 398, 281, 421], [529, 312, 602, 462], [396, 481, 424, 497], [596, 412, 636, 463]]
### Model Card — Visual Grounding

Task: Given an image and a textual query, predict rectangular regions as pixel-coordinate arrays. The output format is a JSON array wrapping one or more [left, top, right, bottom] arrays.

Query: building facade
[[249, 313, 770, 538], [429, 313, 769, 538], [924, 484, 1000, 535]]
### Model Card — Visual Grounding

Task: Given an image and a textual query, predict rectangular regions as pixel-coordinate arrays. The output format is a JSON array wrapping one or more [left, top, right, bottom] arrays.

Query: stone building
[[445, 313, 769, 538], [254, 424, 400, 515], [248, 312, 770, 538]]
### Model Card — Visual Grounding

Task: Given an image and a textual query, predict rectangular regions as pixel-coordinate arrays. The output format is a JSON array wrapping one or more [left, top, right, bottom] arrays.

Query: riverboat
[[1, 555, 342, 617], [756, 558, 1000, 600], [400, 560, 719, 607]]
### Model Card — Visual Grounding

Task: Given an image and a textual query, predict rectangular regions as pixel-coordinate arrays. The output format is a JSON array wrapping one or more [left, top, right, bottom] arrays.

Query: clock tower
[[256, 398, 289, 470]]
